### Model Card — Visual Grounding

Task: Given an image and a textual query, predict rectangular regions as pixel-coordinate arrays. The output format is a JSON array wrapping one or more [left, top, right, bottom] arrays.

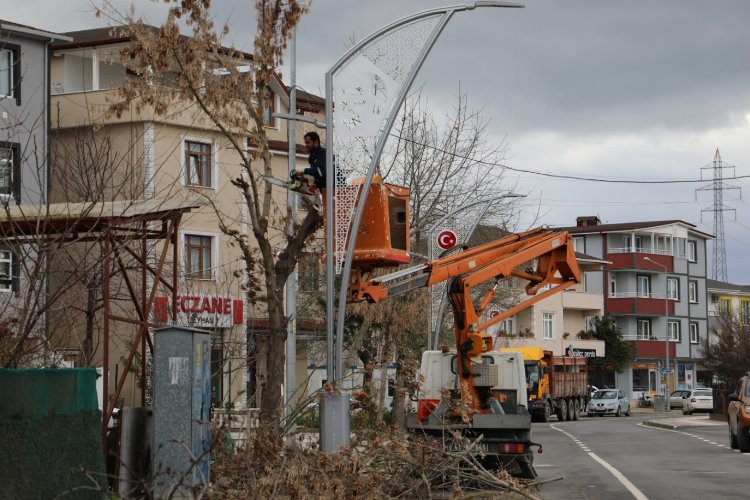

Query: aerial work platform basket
[[324, 175, 411, 270]]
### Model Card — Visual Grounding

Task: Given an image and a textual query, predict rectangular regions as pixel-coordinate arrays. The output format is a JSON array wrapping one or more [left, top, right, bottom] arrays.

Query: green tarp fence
[[0, 368, 107, 499]]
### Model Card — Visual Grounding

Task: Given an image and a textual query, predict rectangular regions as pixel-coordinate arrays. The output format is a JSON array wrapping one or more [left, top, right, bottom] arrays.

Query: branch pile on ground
[[210, 427, 540, 499]]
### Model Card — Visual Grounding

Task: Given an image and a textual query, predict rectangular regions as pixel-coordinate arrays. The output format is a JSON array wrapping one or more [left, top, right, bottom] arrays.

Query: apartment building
[[0, 20, 70, 356], [494, 253, 608, 359], [707, 278, 750, 338], [47, 27, 325, 408], [559, 216, 713, 395]]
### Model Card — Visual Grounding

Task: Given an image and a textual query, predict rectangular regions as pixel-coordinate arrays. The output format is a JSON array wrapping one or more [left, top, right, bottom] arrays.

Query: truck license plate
[[447, 441, 489, 453]]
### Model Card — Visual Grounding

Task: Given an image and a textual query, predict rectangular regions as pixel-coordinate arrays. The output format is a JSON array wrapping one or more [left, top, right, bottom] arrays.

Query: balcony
[[561, 290, 604, 311], [605, 250, 673, 272], [623, 337, 676, 358], [607, 292, 674, 316]]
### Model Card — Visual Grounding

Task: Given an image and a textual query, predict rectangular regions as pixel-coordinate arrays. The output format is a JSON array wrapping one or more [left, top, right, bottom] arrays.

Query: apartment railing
[[609, 291, 670, 300], [608, 246, 674, 256]]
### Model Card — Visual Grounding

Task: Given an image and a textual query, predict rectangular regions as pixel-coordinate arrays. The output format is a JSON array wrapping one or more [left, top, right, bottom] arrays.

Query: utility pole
[[695, 149, 740, 282], [285, 28, 298, 418]]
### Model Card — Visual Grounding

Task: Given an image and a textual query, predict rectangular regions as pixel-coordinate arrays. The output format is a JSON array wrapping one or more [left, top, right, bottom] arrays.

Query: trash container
[[653, 395, 666, 412]]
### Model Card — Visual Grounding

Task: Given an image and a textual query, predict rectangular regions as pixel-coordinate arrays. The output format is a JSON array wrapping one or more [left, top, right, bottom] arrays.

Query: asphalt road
[[530, 411, 749, 500]]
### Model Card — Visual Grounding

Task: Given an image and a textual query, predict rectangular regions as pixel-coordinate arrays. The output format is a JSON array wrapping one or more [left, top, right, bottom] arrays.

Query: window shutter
[[11, 143, 20, 203]]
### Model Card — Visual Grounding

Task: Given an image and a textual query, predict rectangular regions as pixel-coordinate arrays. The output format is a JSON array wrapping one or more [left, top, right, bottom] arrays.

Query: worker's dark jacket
[[303, 147, 327, 189]]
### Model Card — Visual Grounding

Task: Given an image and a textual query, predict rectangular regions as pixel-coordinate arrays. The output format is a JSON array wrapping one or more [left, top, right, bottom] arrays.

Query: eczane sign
[[154, 295, 243, 328]]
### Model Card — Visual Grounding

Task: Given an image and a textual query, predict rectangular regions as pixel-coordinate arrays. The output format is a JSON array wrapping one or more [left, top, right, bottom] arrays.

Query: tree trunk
[[391, 347, 406, 429], [376, 328, 390, 425], [359, 328, 375, 396], [258, 289, 286, 431], [83, 284, 96, 366]]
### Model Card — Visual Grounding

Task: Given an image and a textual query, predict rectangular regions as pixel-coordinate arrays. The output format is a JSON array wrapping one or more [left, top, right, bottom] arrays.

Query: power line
[[389, 133, 750, 185]]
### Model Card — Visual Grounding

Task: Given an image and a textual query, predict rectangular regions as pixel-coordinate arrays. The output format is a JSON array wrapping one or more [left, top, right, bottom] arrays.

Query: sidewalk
[[641, 412, 725, 430]]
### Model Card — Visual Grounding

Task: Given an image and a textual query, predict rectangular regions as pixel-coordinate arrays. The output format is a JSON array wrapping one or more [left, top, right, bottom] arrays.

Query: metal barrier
[[212, 408, 261, 447]]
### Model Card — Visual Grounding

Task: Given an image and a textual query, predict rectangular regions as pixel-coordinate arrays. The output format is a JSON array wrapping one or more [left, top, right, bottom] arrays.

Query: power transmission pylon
[[695, 149, 740, 282]]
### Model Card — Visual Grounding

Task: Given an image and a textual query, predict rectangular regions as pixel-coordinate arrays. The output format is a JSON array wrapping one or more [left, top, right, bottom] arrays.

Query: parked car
[[587, 389, 630, 417], [682, 389, 713, 415], [669, 390, 691, 409], [728, 373, 750, 452]]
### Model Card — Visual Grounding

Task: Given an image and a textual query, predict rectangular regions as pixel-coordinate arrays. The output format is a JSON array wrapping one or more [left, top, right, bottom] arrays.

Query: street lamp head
[[470, 1, 525, 9]]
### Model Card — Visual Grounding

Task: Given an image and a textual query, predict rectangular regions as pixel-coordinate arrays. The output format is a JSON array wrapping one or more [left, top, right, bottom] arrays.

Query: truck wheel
[[567, 399, 575, 421], [738, 423, 750, 453], [516, 455, 537, 480], [556, 400, 567, 421], [542, 402, 551, 422], [572, 399, 580, 421]]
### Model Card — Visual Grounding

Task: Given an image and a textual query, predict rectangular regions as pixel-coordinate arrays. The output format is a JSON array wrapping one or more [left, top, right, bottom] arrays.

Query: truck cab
[[500, 346, 589, 422]]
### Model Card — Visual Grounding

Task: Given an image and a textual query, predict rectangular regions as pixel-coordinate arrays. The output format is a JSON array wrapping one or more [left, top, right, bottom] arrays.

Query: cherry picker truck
[[318, 176, 581, 478]]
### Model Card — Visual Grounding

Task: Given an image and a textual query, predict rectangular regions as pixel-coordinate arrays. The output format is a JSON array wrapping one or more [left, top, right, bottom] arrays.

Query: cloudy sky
[[6, 0, 750, 281]]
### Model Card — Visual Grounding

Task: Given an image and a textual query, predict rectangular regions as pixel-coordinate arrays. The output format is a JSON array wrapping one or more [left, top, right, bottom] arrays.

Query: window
[[542, 313, 554, 339], [585, 316, 597, 332], [572, 237, 585, 253], [626, 235, 643, 252], [0, 44, 20, 104], [687, 241, 697, 262], [637, 319, 651, 340], [298, 252, 320, 292], [499, 316, 515, 335], [0, 248, 14, 291], [0, 142, 19, 200], [688, 281, 698, 303], [741, 301, 750, 326], [668, 320, 680, 341], [609, 274, 617, 296], [185, 234, 213, 279], [637, 275, 651, 298], [689, 322, 699, 344], [261, 87, 275, 127], [185, 141, 213, 187], [667, 278, 679, 301], [719, 298, 731, 315]]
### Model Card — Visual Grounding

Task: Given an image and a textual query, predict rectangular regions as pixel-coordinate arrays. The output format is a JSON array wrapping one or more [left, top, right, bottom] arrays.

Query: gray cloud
[[4, 0, 750, 280]]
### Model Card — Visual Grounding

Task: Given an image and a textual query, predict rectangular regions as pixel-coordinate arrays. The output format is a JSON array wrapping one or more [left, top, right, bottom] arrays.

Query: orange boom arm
[[347, 227, 580, 413]]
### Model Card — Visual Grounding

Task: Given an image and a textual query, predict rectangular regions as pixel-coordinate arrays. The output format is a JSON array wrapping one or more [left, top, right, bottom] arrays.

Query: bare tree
[[106, 0, 317, 431], [0, 117, 148, 369], [381, 90, 519, 252], [701, 309, 750, 382]]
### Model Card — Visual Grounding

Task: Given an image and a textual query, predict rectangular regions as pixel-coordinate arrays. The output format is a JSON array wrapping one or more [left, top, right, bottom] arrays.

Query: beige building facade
[[494, 255, 607, 357], [48, 28, 325, 409]]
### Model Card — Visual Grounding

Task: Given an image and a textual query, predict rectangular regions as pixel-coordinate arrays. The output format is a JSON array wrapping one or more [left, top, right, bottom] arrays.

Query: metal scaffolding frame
[[0, 197, 204, 455]]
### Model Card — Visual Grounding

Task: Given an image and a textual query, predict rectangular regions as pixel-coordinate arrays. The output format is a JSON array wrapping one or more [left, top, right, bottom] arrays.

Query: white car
[[682, 388, 713, 415], [587, 389, 631, 417]]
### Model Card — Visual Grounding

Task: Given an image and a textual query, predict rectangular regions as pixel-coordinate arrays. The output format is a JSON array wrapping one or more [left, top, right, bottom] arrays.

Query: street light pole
[[644, 256, 670, 413]]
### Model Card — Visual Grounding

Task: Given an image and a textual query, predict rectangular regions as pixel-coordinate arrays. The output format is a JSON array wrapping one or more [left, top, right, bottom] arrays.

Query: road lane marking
[[551, 424, 648, 500], [637, 423, 750, 455]]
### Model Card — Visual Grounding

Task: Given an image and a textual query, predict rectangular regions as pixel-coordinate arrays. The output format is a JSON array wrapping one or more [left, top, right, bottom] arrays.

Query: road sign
[[436, 230, 457, 250], [661, 369, 672, 374], [489, 310, 501, 319]]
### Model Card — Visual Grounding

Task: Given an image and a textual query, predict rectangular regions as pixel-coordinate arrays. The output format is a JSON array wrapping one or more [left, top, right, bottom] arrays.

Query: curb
[[641, 419, 679, 430]]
